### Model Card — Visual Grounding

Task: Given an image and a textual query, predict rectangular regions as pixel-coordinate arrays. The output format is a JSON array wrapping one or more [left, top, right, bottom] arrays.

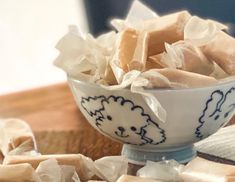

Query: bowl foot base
[[121, 144, 197, 165]]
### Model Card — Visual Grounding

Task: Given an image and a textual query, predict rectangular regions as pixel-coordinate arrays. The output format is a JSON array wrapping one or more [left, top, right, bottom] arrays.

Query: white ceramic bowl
[[68, 76, 235, 163]]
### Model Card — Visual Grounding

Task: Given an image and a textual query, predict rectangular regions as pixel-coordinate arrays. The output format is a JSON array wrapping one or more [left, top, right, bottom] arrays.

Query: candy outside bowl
[[68, 76, 235, 164]]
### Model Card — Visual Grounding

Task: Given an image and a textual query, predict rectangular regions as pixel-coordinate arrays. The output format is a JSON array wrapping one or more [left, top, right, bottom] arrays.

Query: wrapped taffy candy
[[36, 158, 80, 182], [117, 28, 140, 72], [184, 16, 228, 47], [118, 29, 149, 72], [161, 41, 215, 75], [138, 68, 218, 88], [137, 160, 183, 182], [54, 0, 235, 123], [3, 154, 94, 181], [145, 10, 191, 56], [180, 157, 235, 182], [54, 26, 118, 83], [0, 159, 80, 182], [202, 31, 235, 75], [117, 175, 163, 182], [0, 118, 37, 156], [94, 156, 128, 182], [0, 163, 40, 182], [184, 16, 235, 75], [116, 10, 191, 73]]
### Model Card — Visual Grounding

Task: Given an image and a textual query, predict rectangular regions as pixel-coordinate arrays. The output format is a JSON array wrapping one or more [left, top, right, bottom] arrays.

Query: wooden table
[[0, 83, 122, 160], [0, 83, 234, 163]]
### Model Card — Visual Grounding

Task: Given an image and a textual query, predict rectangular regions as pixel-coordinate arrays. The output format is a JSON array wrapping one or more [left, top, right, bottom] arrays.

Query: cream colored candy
[[137, 69, 172, 88], [210, 62, 229, 79], [129, 31, 149, 71], [118, 28, 138, 72], [180, 157, 235, 182], [94, 156, 128, 182], [146, 11, 191, 56], [117, 175, 162, 182], [151, 68, 218, 88], [147, 54, 165, 70], [0, 163, 40, 182], [184, 16, 228, 46], [103, 63, 118, 85], [202, 31, 235, 75], [175, 41, 214, 75], [0, 118, 37, 156], [3, 154, 94, 181], [145, 59, 163, 70], [36, 158, 80, 182], [162, 41, 215, 75]]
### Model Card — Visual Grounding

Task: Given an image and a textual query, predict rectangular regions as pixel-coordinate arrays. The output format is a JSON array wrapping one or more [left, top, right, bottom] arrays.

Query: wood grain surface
[[0, 83, 234, 161], [0, 83, 122, 160]]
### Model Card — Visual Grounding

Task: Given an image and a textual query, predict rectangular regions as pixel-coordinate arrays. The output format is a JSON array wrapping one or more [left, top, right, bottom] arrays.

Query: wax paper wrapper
[[117, 175, 163, 182], [110, 0, 159, 31], [94, 156, 128, 182], [180, 157, 235, 182], [0, 159, 80, 182], [137, 160, 184, 182], [0, 163, 40, 182], [54, 26, 118, 83], [36, 158, 80, 182], [161, 41, 215, 75], [3, 154, 95, 181], [184, 16, 228, 46], [0, 118, 38, 156], [202, 31, 235, 75]]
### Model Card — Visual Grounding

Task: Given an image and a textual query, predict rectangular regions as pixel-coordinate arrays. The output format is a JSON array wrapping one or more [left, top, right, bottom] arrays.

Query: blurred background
[[1, 0, 235, 94]]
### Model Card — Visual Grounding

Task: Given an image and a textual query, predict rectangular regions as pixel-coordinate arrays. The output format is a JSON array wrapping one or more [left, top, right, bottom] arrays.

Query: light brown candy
[[210, 62, 229, 79], [226, 176, 235, 182], [0, 118, 37, 156], [147, 54, 164, 70], [151, 68, 218, 88], [146, 11, 191, 56], [3, 154, 94, 181], [169, 41, 215, 75], [117, 175, 162, 182], [145, 60, 163, 70], [180, 157, 235, 182], [118, 29, 138, 72], [129, 31, 149, 71], [0, 163, 40, 182], [103, 64, 118, 85], [202, 31, 235, 75], [139, 69, 172, 88], [8, 135, 35, 153]]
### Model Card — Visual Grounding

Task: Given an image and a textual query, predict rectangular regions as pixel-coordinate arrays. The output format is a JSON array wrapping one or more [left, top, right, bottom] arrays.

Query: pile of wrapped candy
[[54, 0, 235, 123], [0, 118, 234, 182], [55, 0, 235, 90]]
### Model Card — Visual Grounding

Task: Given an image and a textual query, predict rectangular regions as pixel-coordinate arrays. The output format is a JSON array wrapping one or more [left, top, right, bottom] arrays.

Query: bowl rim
[[67, 75, 235, 92]]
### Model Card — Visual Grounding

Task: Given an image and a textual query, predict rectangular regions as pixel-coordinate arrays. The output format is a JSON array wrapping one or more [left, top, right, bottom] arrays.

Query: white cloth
[[195, 124, 235, 161]]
